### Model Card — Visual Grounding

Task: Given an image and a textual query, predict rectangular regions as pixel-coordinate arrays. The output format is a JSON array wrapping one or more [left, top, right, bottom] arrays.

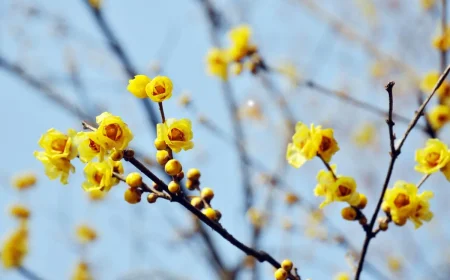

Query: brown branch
[[317, 154, 337, 180], [417, 174, 431, 189], [123, 153, 299, 280], [442, 0, 448, 73], [355, 68, 450, 279]]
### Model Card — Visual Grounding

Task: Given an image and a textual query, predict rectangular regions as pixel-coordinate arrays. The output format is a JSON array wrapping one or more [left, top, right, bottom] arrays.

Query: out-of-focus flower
[[421, 0, 436, 10], [206, 48, 229, 80], [11, 172, 37, 190], [428, 105, 450, 131], [276, 62, 301, 86], [1, 223, 28, 269], [94, 112, 133, 151], [88, 0, 101, 10], [157, 118, 194, 153], [145, 76, 173, 102], [238, 99, 264, 121], [71, 261, 93, 280], [387, 256, 403, 272], [334, 272, 350, 280], [247, 208, 266, 229], [420, 71, 450, 102], [370, 61, 386, 78], [228, 25, 253, 62], [9, 204, 30, 220], [352, 122, 376, 147], [76, 224, 97, 244]]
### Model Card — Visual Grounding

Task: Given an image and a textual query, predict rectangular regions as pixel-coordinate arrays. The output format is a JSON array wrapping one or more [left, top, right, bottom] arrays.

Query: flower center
[[169, 128, 185, 141], [105, 124, 122, 141], [425, 152, 440, 166], [89, 139, 100, 153], [51, 138, 67, 153], [153, 85, 166, 96], [320, 136, 332, 152], [394, 193, 410, 208], [93, 172, 103, 184], [336, 185, 352, 197], [438, 114, 448, 123]]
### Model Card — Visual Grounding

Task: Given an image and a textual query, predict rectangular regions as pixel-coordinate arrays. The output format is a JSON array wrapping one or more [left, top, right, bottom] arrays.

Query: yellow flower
[[157, 118, 194, 153], [334, 272, 350, 280], [428, 105, 450, 130], [88, 0, 101, 10], [127, 75, 151, 98], [228, 25, 252, 62], [310, 124, 339, 162], [206, 48, 229, 80], [35, 128, 77, 160], [11, 172, 37, 190], [76, 224, 97, 244], [71, 261, 93, 280], [387, 256, 403, 272], [415, 139, 450, 174], [94, 112, 133, 151], [314, 165, 360, 208], [9, 204, 30, 220], [421, 0, 436, 10], [110, 159, 124, 186], [247, 208, 266, 229], [383, 181, 434, 228], [34, 152, 75, 184], [433, 30, 450, 51], [276, 62, 301, 86], [75, 131, 105, 163], [1, 223, 28, 269], [286, 122, 314, 168], [145, 76, 173, 102], [370, 61, 385, 78], [87, 189, 106, 201], [352, 122, 376, 147], [82, 161, 113, 192]]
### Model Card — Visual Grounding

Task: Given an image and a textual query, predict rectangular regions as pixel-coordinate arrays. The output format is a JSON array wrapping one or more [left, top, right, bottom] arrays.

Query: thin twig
[[317, 154, 337, 180], [123, 153, 300, 280], [417, 174, 431, 189]]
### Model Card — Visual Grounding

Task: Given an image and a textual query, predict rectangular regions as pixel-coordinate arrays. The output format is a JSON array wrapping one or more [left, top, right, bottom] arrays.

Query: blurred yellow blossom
[[334, 272, 350, 280], [352, 122, 376, 147], [1, 223, 28, 269], [9, 204, 30, 220], [370, 61, 386, 78], [75, 132, 104, 163], [71, 261, 93, 280], [127, 74, 151, 98], [428, 105, 450, 130], [206, 48, 229, 80], [415, 139, 450, 174], [387, 256, 403, 272], [157, 118, 194, 153], [82, 161, 113, 192], [94, 112, 133, 151], [76, 225, 97, 244], [88, 0, 101, 10], [228, 25, 253, 62], [433, 27, 450, 51], [34, 153, 75, 184], [383, 181, 433, 228], [87, 189, 106, 201], [247, 208, 266, 229], [276, 62, 301, 86], [145, 76, 173, 102], [11, 172, 37, 190], [421, 0, 436, 10]]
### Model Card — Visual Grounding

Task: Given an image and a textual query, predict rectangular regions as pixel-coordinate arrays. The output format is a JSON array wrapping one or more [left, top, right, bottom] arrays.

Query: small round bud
[[110, 150, 124, 161], [123, 149, 135, 159], [168, 181, 181, 194], [124, 188, 141, 204], [187, 168, 201, 181], [341, 207, 357, 221], [379, 219, 389, 231], [393, 217, 407, 226], [126, 172, 142, 188], [175, 171, 184, 181], [191, 197, 204, 209], [214, 209, 222, 221], [281, 259, 293, 272], [284, 193, 299, 205], [147, 193, 158, 203], [274, 268, 288, 280], [156, 150, 170, 166], [202, 208, 217, 220], [154, 139, 167, 150], [359, 216, 368, 225], [165, 159, 182, 176], [357, 193, 368, 209], [186, 179, 198, 191], [201, 188, 214, 202], [381, 202, 390, 213]]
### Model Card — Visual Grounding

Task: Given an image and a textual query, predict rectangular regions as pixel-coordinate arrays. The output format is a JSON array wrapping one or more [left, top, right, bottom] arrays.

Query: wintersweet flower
[[11, 172, 37, 190], [127, 75, 151, 98], [157, 118, 194, 153], [94, 112, 133, 151], [310, 124, 340, 162], [415, 139, 450, 174], [35, 128, 77, 160], [206, 48, 229, 80], [82, 161, 114, 192], [286, 122, 314, 168], [383, 181, 434, 228], [75, 131, 104, 163], [428, 105, 450, 130], [110, 159, 124, 186], [145, 76, 173, 102], [228, 25, 252, 62], [420, 71, 450, 102], [76, 224, 97, 244], [1, 223, 28, 269], [34, 152, 75, 184]]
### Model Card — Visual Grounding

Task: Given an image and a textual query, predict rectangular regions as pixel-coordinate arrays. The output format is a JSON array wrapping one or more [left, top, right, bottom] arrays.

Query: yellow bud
[[393, 217, 407, 226], [379, 219, 389, 231], [357, 193, 368, 209], [281, 259, 293, 272], [381, 202, 390, 213], [191, 197, 204, 209], [186, 179, 198, 190], [126, 172, 142, 188], [110, 150, 124, 161], [284, 193, 299, 205], [10, 205, 30, 220], [124, 188, 141, 204], [168, 181, 181, 194], [202, 208, 217, 220], [165, 159, 182, 176], [201, 188, 214, 202], [341, 207, 357, 221], [187, 168, 201, 181], [147, 193, 158, 203], [154, 139, 167, 150], [274, 268, 288, 280], [156, 150, 170, 166], [231, 62, 243, 75]]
